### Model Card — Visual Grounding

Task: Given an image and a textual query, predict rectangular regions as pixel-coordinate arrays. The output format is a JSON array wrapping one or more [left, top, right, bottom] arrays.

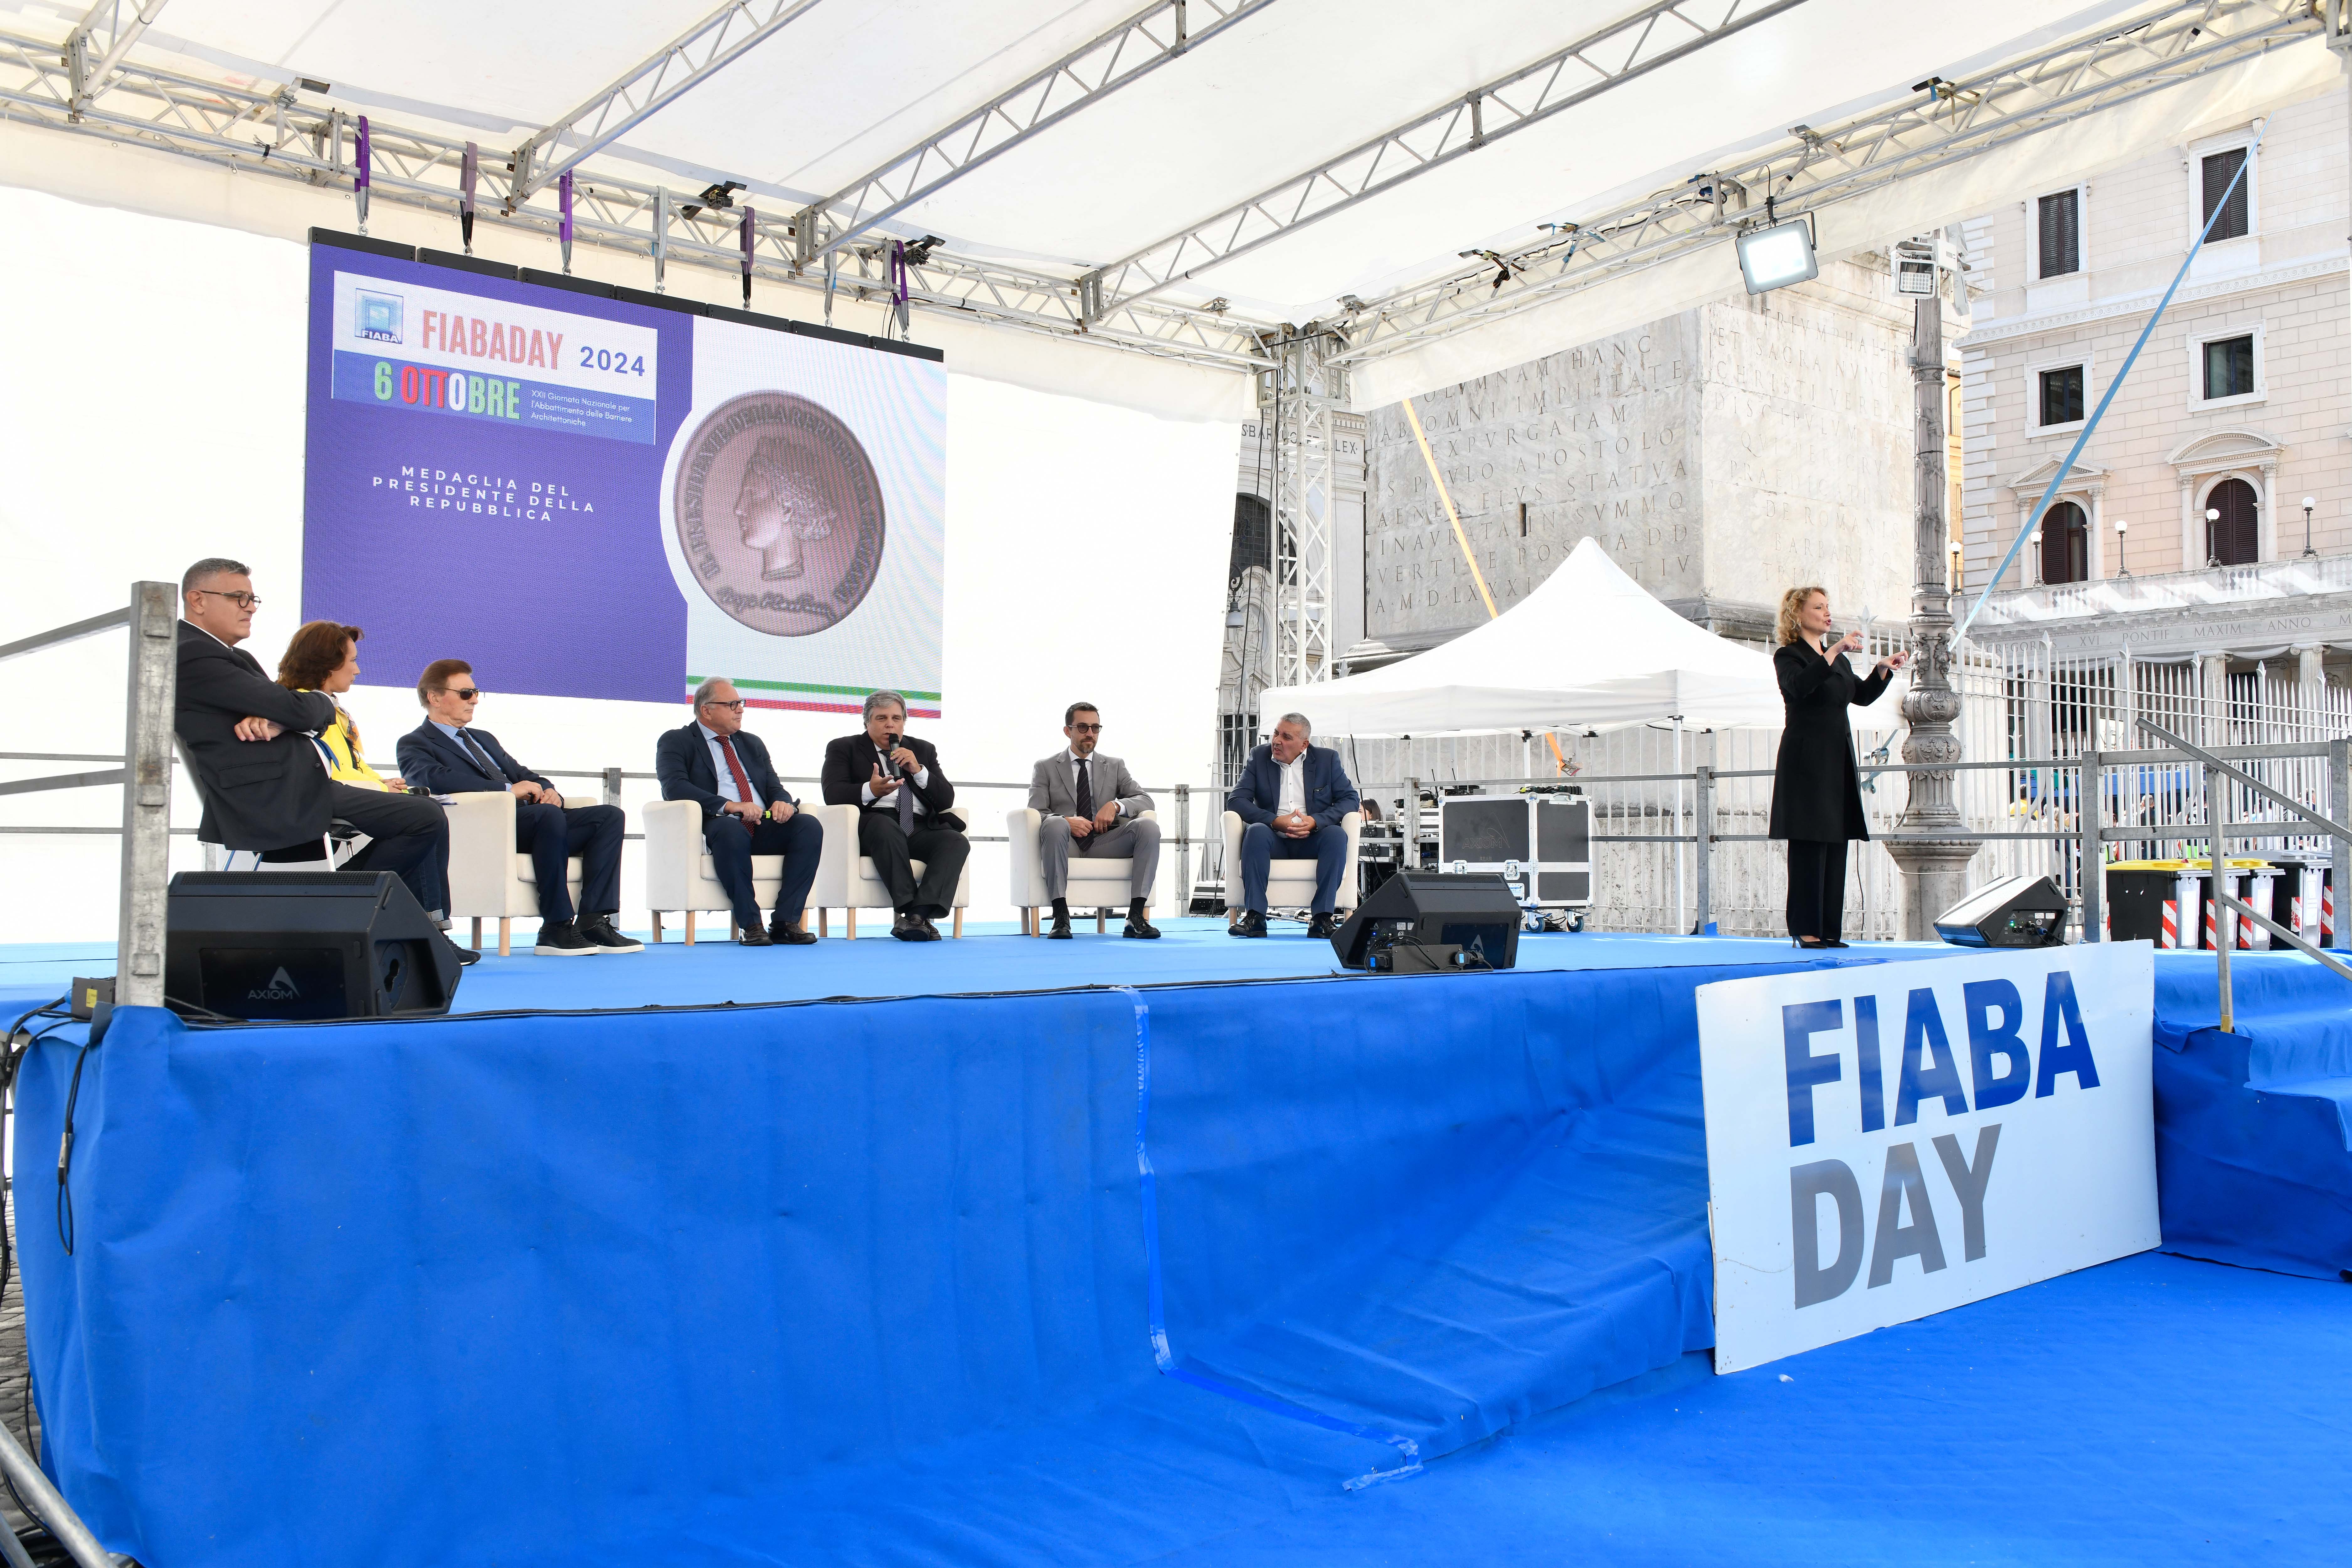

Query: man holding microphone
[[820, 691, 967, 941]]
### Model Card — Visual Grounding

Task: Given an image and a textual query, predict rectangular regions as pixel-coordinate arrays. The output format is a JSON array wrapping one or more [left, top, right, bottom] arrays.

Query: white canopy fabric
[[0, 1, 2336, 416], [1258, 538, 1784, 738]]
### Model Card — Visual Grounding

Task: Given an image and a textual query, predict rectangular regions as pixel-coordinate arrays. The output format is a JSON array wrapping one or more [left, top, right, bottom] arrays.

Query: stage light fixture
[[1736, 217, 1817, 295], [1892, 235, 1942, 297], [900, 234, 945, 267]]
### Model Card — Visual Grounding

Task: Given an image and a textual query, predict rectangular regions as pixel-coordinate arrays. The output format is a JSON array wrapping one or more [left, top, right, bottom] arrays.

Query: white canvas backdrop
[[0, 184, 1235, 945]]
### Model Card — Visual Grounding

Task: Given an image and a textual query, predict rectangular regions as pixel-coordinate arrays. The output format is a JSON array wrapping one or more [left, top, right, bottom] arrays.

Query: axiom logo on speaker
[[250, 967, 302, 1002]]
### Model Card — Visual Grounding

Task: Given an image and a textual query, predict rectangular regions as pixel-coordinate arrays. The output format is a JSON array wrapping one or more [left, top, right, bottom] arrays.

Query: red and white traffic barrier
[[2160, 898, 2178, 949]]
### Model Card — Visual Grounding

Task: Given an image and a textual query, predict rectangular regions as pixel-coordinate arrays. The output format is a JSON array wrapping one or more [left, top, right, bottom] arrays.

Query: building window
[[2038, 365, 2085, 426], [2201, 148, 2249, 241], [2206, 478, 2258, 566], [2041, 501, 2090, 584], [2203, 334, 2255, 401], [2037, 190, 2080, 278]]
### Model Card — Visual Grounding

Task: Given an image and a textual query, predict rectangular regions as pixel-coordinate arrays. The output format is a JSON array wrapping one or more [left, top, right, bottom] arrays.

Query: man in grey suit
[[1027, 702, 1161, 939]]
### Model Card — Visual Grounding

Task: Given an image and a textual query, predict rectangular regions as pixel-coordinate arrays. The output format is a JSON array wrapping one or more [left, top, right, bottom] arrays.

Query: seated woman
[[276, 621, 452, 923], [277, 621, 405, 790]]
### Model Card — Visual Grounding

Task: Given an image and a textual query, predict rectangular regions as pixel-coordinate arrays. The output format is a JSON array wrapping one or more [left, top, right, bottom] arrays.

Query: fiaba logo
[[355, 290, 404, 344], [248, 966, 302, 1002]]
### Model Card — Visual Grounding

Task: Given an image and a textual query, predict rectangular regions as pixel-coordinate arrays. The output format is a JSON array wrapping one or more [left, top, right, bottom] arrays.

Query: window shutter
[[2201, 149, 2249, 241], [2036, 191, 2079, 278]]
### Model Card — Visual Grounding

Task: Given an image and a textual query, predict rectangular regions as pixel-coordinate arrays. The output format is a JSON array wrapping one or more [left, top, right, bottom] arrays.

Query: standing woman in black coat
[[1769, 586, 1908, 948]]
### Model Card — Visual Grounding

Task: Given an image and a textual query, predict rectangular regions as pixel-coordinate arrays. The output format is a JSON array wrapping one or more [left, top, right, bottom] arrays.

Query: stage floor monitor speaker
[[166, 871, 461, 1021], [1934, 873, 2069, 949], [1332, 871, 1521, 972]]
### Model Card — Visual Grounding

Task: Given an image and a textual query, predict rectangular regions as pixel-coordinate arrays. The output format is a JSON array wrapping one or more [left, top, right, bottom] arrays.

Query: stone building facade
[[1956, 87, 2352, 676]]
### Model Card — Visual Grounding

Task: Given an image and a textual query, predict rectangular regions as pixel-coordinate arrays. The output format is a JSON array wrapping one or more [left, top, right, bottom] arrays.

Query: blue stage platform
[[8, 930, 2348, 1565]]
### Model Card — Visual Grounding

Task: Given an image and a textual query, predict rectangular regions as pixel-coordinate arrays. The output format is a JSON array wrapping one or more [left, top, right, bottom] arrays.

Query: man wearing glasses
[[172, 558, 458, 939], [1025, 702, 1160, 939], [396, 660, 638, 956], [653, 677, 823, 946]]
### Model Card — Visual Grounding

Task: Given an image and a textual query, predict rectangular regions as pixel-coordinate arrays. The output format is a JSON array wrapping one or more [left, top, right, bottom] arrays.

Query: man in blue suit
[[654, 678, 824, 946], [395, 658, 638, 957], [1225, 711, 1359, 939]]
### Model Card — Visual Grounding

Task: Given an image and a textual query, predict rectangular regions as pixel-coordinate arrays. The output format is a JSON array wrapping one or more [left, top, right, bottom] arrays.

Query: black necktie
[[458, 728, 499, 778], [887, 748, 914, 833], [1075, 757, 1094, 821]]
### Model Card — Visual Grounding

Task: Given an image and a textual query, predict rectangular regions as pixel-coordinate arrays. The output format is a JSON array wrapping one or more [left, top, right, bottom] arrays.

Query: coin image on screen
[[672, 392, 885, 636]]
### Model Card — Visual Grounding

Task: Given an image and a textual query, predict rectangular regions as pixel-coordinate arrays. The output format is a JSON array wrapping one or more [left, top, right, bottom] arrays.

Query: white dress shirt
[[1276, 750, 1307, 818], [860, 744, 932, 816], [1066, 749, 1125, 818]]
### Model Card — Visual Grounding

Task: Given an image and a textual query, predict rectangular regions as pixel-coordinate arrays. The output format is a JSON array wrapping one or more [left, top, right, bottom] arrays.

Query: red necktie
[[718, 736, 758, 827]]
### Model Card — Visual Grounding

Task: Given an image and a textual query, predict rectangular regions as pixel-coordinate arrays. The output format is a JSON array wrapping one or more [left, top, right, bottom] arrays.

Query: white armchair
[[1222, 809, 1363, 919], [809, 803, 972, 938], [643, 798, 807, 944], [1005, 809, 1159, 935], [445, 791, 585, 956]]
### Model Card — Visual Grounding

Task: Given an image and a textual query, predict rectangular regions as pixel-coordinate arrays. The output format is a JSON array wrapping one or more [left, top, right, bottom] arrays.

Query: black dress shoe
[[534, 919, 597, 956], [1823, 939, 1851, 949], [1048, 914, 1074, 939], [444, 939, 481, 967], [914, 913, 942, 940], [737, 925, 774, 947], [893, 912, 940, 942], [768, 922, 818, 945], [1230, 910, 1268, 938], [578, 914, 644, 953], [1306, 912, 1341, 940], [1123, 915, 1161, 939]]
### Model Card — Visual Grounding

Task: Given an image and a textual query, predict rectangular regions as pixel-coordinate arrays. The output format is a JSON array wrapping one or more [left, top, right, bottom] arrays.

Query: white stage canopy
[[0, 1, 2339, 413], [1258, 538, 1783, 738]]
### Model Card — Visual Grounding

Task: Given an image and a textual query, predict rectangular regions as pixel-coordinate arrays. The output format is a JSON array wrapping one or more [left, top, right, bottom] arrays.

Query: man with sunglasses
[[172, 558, 462, 946], [653, 678, 823, 946], [1025, 702, 1160, 939], [396, 659, 638, 956]]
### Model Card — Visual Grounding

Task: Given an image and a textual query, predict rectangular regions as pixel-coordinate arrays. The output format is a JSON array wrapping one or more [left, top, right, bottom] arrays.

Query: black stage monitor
[[1934, 874, 2069, 949], [166, 871, 461, 1021], [1332, 871, 1522, 972]]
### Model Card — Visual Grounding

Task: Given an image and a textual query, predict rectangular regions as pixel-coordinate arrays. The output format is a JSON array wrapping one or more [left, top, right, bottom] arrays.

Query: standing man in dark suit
[[395, 659, 639, 957], [654, 677, 823, 946], [819, 691, 965, 941], [1225, 711, 1360, 939], [172, 558, 459, 941]]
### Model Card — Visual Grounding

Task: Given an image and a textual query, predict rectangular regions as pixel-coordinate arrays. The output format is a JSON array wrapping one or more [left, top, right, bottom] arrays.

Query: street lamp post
[[2115, 517, 2129, 577], [2303, 495, 2318, 558], [2206, 506, 2222, 569]]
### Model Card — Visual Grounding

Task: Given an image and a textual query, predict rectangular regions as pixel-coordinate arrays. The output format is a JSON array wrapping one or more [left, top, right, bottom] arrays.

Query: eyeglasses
[[702, 699, 746, 712], [192, 589, 261, 610], [443, 688, 481, 701], [1069, 722, 1103, 733]]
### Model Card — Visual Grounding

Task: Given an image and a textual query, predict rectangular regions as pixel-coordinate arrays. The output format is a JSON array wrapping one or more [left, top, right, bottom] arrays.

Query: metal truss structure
[[1266, 330, 1347, 689], [1332, 0, 2323, 366], [797, 0, 1276, 265], [0, 23, 1277, 373], [509, 0, 823, 203], [0, 0, 2324, 691], [1080, 0, 1806, 320]]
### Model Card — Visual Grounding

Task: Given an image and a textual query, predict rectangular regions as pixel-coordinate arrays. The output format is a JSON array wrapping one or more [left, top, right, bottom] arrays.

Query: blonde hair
[[1776, 586, 1827, 647]]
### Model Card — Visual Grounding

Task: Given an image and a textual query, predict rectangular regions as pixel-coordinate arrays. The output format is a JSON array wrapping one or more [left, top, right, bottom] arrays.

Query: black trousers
[[268, 783, 449, 917], [702, 808, 823, 927], [1785, 838, 1850, 941], [857, 812, 968, 918], [513, 801, 625, 924]]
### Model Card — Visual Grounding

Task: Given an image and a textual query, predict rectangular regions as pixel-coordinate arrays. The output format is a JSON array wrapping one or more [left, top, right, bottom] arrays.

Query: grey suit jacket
[[1028, 750, 1152, 820]]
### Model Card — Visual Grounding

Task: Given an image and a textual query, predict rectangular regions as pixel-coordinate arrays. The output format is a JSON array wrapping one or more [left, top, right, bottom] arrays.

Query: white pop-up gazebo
[[1258, 538, 1784, 739]]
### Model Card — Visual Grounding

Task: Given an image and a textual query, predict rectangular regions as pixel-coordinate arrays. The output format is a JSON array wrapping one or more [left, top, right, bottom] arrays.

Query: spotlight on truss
[[1459, 249, 1522, 292], [899, 235, 945, 267], [680, 180, 748, 220], [1735, 216, 1817, 295], [1338, 294, 1369, 313]]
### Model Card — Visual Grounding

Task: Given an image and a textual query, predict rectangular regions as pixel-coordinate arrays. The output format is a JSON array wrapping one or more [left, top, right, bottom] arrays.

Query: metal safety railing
[[0, 584, 177, 1007]]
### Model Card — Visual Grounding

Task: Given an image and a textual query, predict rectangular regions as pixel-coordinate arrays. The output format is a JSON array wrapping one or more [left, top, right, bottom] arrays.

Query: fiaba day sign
[[1697, 944, 2157, 1374], [302, 245, 947, 715]]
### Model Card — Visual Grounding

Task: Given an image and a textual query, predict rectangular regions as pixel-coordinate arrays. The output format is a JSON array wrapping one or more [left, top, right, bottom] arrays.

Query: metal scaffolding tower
[[1266, 327, 1345, 690]]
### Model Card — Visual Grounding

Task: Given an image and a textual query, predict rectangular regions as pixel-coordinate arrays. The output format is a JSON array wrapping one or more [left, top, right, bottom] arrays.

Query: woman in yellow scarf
[[275, 620, 407, 789]]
